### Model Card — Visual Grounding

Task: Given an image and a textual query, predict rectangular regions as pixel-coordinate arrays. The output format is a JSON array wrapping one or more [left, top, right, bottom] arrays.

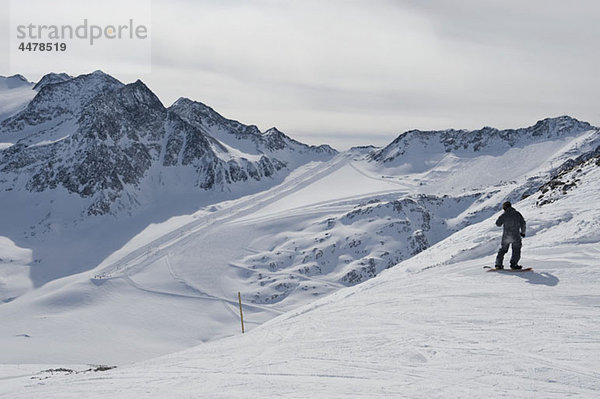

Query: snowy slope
[[2, 131, 599, 398], [0, 114, 598, 371]]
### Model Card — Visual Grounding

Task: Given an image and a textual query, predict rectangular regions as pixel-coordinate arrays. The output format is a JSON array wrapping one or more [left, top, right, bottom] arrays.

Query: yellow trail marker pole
[[238, 292, 245, 334]]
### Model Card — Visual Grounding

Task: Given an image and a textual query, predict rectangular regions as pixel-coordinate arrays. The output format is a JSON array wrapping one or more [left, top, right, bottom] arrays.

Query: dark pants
[[495, 238, 522, 267]]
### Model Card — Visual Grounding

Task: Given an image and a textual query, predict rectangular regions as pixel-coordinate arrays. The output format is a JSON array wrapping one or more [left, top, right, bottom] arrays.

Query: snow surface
[[1, 150, 599, 398], [1, 75, 599, 396]]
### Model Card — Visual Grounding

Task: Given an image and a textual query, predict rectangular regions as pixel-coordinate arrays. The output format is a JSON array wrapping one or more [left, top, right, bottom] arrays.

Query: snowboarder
[[494, 201, 526, 270]]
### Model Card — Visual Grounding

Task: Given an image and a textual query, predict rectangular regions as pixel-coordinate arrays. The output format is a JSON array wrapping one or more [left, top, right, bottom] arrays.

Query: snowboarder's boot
[[510, 264, 523, 270], [495, 264, 504, 270]]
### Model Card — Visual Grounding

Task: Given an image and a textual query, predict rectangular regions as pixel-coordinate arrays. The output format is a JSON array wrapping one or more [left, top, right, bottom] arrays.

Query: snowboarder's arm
[[495, 214, 504, 227], [520, 214, 526, 235]]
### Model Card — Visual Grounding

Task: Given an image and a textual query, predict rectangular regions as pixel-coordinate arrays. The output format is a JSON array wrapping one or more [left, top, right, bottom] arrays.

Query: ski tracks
[[92, 154, 351, 280], [90, 154, 355, 319]]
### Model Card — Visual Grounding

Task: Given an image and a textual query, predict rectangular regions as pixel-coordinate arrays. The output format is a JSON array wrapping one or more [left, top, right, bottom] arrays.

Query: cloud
[[401, 0, 599, 53], [2, 0, 599, 149]]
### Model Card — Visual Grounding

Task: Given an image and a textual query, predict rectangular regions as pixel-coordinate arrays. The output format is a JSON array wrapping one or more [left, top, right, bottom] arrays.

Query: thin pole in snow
[[238, 292, 245, 334]]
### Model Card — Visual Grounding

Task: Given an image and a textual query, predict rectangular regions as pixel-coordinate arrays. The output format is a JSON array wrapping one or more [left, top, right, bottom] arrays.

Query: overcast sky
[[2, 0, 599, 149]]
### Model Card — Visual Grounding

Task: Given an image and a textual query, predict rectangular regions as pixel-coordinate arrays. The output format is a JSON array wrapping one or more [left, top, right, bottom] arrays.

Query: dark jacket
[[496, 207, 526, 242]]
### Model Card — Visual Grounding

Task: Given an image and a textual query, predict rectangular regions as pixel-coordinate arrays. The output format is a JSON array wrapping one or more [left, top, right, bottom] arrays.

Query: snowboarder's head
[[502, 201, 512, 211]]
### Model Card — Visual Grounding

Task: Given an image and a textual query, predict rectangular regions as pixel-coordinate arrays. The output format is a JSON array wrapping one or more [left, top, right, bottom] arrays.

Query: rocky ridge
[[0, 71, 336, 217]]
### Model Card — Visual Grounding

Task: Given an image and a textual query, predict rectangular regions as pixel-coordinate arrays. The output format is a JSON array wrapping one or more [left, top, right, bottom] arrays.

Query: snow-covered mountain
[[169, 98, 335, 161], [365, 116, 600, 203], [1, 72, 599, 397], [2, 117, 600, 398], [32, 72, 72, 91], [371, 116, 594, 164], [0, 71, 335, 217]]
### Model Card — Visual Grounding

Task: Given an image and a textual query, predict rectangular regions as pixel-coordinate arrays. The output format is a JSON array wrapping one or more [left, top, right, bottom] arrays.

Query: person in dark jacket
[[495, 201, 526, 269]]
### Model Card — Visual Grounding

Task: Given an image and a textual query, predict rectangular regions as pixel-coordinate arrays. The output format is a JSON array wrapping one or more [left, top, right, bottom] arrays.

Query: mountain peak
[[1, 71, 124, 134], [169, 97, 263, 137], [263, 127, 284, 136], [0, 74, 32, 90], [544, 115, 577, 122], [73, 70, 122, 86], [528, 115, 594, 135], [171, 97, 215, 115], [119, 79, 165, 110], [172, 97, 195, 107], [126, 79, 151, 91], [33, 72, 72, 91], [29, 70, 123, 98]]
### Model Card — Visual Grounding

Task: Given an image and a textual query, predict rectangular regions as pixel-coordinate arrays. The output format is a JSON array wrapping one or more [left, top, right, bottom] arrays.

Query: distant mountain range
[[370, 115, 595, 165], [0, 71, 336, 217]]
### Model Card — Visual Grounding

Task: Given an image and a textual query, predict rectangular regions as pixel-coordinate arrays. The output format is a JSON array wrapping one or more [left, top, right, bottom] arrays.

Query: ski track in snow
[[94, 151, 409, 311], [88, 152, 407, 328], [85, 153, 379, 326], [93, 153, 354, 280]]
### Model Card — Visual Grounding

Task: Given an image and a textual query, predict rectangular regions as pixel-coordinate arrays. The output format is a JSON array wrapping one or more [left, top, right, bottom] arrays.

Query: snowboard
[[483, 266, 533, 272]]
